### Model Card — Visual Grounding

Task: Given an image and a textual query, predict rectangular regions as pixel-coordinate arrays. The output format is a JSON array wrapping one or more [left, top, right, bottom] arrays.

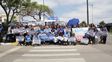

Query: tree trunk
[[5, 14, 10, 34], [9, 12, 15, 23], [38, 12, 41, 20]]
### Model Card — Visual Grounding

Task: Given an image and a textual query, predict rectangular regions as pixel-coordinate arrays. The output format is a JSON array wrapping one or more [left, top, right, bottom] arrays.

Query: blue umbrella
[[67, 18, 79, 27]]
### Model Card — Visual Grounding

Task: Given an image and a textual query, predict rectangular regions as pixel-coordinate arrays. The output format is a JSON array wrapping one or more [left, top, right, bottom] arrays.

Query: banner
[[72, 27, 88, 41]]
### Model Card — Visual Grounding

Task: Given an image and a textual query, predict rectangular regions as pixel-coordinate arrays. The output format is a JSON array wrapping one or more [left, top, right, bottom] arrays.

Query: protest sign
[[72, 27, 88, 41]]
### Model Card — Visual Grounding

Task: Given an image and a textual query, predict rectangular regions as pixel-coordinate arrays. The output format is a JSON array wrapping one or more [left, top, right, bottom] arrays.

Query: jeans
[[100, 36, 107, 44]]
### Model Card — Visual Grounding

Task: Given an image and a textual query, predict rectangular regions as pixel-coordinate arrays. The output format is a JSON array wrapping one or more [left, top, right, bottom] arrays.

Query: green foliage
[[20, 0, 53, 20], [99, 21, 106, 27], [37, 4, 53, 15], [0, 0, 24, 33], [0, 0, 23, 24], [80, 21, 87, 27], [0, 0, 53, 33]]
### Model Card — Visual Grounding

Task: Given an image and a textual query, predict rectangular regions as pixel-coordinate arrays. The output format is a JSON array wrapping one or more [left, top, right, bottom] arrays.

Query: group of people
[[6, 23, 108, 46], [85, 23, 108, 44]]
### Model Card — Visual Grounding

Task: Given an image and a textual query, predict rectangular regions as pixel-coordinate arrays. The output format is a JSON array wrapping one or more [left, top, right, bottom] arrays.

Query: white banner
[[72, 27, 88, 41]]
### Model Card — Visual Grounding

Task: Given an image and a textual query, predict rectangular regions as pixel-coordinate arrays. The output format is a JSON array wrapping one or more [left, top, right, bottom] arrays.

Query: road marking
[[34, 46, 76, 49], [22, 53, 80, 57], [29, 49, 77, 52], [14, 58, 86, 62], [0, 47, 21, 58]]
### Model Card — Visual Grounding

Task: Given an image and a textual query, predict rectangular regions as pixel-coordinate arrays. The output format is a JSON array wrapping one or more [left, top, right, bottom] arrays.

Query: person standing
[[99, 26, 108, 44]]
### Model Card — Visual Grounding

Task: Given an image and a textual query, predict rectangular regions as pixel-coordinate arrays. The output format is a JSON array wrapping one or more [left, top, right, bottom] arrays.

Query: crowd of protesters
[[84, 23, 108, 44], [0, 22, 108, 46]]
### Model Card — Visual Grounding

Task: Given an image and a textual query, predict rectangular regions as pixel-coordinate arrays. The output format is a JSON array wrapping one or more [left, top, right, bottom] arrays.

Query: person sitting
[[46, 32, 55, 44], [62, 27, 71, 45], [86, 23, 97, 44], [68, 33, 76, 45], [25, 32, 32, 46], [55, 35, 64, 45], [16, 33, 24, 46], [38, 32, 48, 44], [32, 33, 41, 46], [44, 26, 51, 34]]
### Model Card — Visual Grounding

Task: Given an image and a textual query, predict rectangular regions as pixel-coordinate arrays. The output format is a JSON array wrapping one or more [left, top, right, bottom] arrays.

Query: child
[[25, 33, 32, 46]]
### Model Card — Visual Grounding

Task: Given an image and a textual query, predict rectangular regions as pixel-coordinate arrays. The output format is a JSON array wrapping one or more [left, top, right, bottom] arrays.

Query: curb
[[0, 42, 18, 46]]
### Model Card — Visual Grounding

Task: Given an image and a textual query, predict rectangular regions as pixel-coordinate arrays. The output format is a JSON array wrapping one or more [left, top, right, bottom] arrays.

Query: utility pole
[[87, 0, 89, 25], [91, 4, 93, 23]]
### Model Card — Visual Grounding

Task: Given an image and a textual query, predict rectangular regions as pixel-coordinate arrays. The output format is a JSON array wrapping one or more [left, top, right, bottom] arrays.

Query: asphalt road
[[0, 33, 112, 62]]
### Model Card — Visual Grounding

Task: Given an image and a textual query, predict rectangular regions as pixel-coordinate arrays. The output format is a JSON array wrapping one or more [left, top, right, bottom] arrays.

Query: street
[[0, 34, 112, 62], [0, 44, 112, 62]]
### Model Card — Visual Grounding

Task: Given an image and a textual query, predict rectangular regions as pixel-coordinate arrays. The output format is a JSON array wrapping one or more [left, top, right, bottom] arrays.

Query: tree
[[0, 0, 53, 32], [99, 21, 106, 27], [0, 0, 24, 32], [20, 0, 39, 21], [36, 4, 53, 20], [19, 0, 53, 21], [80, 21, 87, 27]]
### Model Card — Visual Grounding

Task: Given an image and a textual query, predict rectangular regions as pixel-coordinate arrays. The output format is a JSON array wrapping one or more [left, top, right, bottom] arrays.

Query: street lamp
[[86, 0, 89, 25]]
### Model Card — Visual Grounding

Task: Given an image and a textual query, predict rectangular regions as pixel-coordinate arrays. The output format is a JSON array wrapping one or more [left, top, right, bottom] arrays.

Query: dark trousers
[[84, 33, 95, 44], [100, 36, 107, 44], [18, 41, 24, 46], [88, 36, 95, 44], [25, 42, 32, 46]]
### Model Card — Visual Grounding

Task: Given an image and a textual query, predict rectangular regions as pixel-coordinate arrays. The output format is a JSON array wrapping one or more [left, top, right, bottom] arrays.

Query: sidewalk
[[0, 42, 18, 46]]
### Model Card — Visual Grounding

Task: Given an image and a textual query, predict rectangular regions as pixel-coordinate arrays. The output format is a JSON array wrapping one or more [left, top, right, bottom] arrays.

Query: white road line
[[0, 47, 21, 58], [29, 49, 77, 52], [22, 53, 80, 57], [34, 46, 76, 49], [14, 58, 86, 62]]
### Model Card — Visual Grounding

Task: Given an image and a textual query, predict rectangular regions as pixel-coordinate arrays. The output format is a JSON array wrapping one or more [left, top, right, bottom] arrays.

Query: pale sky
[[33, 0, 112, 24], [0, 0, 112, 24]]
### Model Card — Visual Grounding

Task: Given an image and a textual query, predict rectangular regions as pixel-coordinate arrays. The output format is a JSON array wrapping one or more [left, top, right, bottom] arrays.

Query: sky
[[33, 0, 112, 24], [0, 0, 112, 24]]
